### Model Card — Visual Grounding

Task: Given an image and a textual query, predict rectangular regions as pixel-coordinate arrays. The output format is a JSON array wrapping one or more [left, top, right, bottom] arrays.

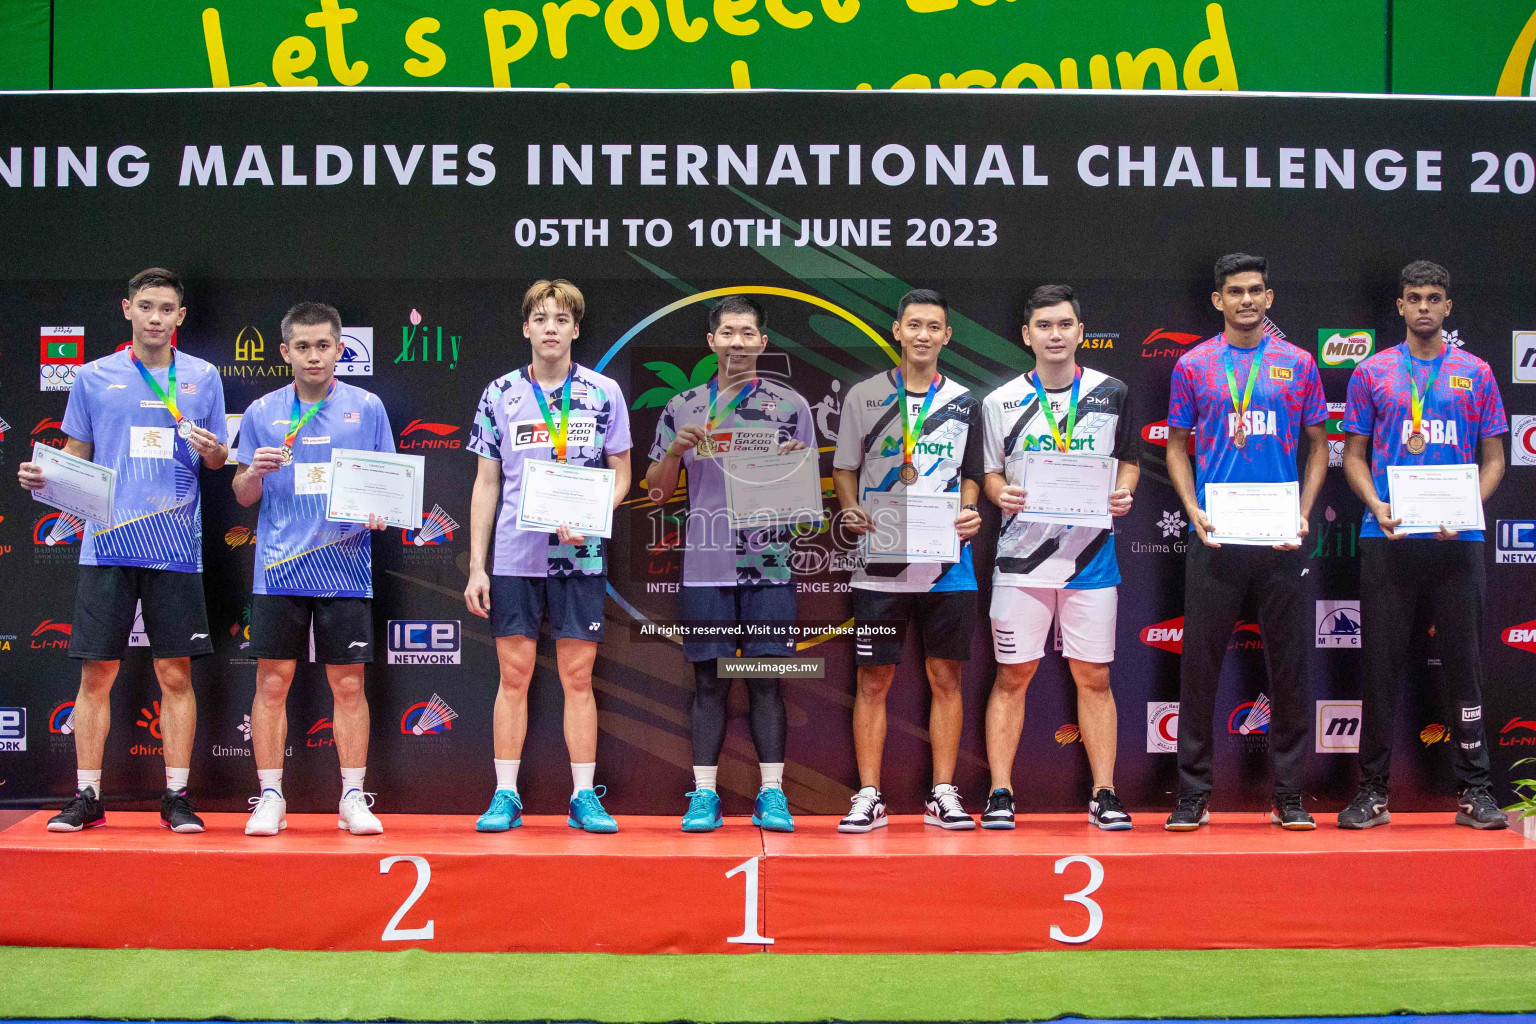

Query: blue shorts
[[679, 583, 796, 663], [490, 575, 607, 642]]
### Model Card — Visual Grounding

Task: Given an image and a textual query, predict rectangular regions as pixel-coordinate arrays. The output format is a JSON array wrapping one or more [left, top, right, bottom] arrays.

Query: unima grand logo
[[1140, 328, 1201, 359], [398, 420, 462, 450]]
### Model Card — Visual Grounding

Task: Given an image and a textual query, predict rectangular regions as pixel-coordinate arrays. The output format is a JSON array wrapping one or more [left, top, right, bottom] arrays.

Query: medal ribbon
[[130, 351, 184, 426], [529, 362, 576, 462], [1221, 334, 1269, 436], [894, 368, 941, 472], [705, 375, 758, 438], [1029, 368, 1082, 452], [1401, 346, 1447, 442], [284, 380, 336, 450]]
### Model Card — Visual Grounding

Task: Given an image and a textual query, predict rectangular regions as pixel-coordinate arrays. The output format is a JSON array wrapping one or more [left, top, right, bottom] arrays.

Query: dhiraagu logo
[[1498, 9, 1536, 96], [880, 435, 954, 459], [1319, 329, 1374, 368]]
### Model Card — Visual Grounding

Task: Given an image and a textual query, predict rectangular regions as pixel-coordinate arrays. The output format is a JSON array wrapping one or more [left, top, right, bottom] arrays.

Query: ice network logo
[[1159, 510, 1186, 538]]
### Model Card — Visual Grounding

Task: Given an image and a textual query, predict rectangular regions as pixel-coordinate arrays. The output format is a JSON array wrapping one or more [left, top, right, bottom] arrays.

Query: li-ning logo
[[1140, 328, 1201, 359], [1499, 716, 1536, 747], [398, 420, 462, 450], [30, 619, 70, 650]]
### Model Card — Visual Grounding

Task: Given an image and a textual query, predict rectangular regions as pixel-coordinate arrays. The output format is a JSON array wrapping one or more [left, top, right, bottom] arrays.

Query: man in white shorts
[[981, 285, 1139, 829]]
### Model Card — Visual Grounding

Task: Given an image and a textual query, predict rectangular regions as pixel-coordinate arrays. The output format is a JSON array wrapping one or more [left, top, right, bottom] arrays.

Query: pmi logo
[[30, 619, 70, 650], [398, 419, 462, 450]]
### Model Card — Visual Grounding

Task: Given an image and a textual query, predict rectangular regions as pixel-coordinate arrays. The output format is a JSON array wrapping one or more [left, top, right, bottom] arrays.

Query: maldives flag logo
[[1503, 620, 1536, 653]]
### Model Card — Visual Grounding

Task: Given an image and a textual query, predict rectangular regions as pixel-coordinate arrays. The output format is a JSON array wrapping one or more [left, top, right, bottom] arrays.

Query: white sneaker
[[338, 791, 383, 835], [245, 793, 287, 836]]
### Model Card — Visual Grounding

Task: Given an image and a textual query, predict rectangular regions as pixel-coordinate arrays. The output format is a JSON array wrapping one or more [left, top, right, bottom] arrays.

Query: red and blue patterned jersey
[[1168, 333, 1326, 510], [1341, 343, 1505, 541]]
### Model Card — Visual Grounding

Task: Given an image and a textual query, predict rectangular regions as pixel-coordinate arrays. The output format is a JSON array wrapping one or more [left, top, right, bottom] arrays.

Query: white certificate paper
[[1013, 451, 1116, 529], [722, 449, 824, 527], [1388, 464, 1484, 534], [863, 489, 961, 564], [517, 460, 617, 539], [1205, 481, 1301, 546], [31, 442, 115, 527], [325, 449, 425, 530]]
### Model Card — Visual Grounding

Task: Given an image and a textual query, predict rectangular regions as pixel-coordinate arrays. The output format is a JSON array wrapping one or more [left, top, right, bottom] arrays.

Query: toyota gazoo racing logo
[[1140, 328, 1202, 359], [1141, 419, 1195, 453], [398, 419, 462, 450], [511, 418, 598, 450], [1503, 619, 1536, 652]]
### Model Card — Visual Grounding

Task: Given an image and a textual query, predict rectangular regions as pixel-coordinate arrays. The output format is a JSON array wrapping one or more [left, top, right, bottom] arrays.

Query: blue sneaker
[[475, 789, 523, 832], [568, 784, 618, 833], [681, 789, 723, 832], [752, 787, 795, 832]]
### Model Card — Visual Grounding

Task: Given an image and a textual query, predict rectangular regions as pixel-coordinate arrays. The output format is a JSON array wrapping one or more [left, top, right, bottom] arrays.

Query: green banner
[[1392, 1, 1536, 96], [0, 1, 50, 90], [51, 0, 1385, 91]]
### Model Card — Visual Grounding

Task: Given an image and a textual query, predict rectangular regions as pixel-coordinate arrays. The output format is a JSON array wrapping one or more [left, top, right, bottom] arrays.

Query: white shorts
[[990, 585, 1117, 664]]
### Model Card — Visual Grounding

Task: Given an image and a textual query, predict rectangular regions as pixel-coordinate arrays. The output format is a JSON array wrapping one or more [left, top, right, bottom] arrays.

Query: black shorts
[[69, 564, 212, 660], [249, 594, 375, 664], [678, 583, 797, 663], [851, 587, 977, 666], [491, 574, 607, 642]]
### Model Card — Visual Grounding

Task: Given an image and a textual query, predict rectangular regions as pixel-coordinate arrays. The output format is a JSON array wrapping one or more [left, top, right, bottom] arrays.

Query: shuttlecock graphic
[[46, 511, 85, 546], [412, 693, 459, 735], [1239, 693, 1272, 735], [414, 504, 459, 546]]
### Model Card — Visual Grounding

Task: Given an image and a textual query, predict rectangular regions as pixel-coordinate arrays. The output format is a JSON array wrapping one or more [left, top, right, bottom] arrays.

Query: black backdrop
[[1, 88, 1533, 817]]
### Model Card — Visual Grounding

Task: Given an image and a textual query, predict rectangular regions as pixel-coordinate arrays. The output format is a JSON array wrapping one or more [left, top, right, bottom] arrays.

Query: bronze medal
[[898, 462, 919, 485], [1406, 431, 1427, 455], [1233, 426, 1247, 449]]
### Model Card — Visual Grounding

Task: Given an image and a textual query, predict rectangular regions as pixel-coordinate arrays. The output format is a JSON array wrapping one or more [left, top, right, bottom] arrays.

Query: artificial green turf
[[1, 946, 1534, 1021]]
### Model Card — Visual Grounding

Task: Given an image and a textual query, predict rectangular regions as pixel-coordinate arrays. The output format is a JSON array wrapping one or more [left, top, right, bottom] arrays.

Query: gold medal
[[1233, 426, 1247, 449], [898, 462, 919, 485], [695, 435, 718, 458], [1406, 432, 1427, 455]]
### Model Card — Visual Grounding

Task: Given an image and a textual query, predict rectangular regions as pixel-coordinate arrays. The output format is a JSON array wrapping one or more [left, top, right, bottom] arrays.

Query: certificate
[[1387, 464, 1484, 534], [1012, 451, 1116, 529], [722, 449, 824, 527], [31, 442, 115, 527], [863, 489, 961, 563], [1205, 481, 1300, 546], [325, 449, 424, 530], [517, 460, 617, 539]]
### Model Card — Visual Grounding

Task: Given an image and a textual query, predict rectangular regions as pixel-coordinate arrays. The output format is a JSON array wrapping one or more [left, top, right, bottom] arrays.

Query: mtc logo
[[386, 620, 462, 665]]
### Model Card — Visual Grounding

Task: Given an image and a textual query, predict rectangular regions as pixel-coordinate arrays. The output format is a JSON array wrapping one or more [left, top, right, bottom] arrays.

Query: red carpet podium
[[1, 811, 1531, 953]]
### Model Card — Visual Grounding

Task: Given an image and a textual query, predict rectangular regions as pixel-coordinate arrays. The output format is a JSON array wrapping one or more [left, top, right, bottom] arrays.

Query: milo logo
[[1318, 329, 1374, 368]]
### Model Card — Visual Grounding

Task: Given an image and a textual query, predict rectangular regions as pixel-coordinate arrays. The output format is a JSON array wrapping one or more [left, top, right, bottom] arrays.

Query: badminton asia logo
[[1054, 723, 1081, 746], [401, 694, 459, 735], [398, 420, 462, 450], [1420, 723, 1450, 747], [224, 526, 257, 550], [402, 504, 459, 546]]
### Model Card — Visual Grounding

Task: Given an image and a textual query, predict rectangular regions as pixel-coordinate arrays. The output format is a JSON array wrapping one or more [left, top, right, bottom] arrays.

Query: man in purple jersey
[[1164, 254, 1328, 832], [17, 268, 229, 834], [232, 302, 394, 838], [464, 280, 633, 834], [1338, 261, 1508, 830]]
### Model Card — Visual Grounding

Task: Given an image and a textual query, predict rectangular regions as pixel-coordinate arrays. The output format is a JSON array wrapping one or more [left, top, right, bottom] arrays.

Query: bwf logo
[[386, 620, 461, 665], [1316, 700, 1362, 753]]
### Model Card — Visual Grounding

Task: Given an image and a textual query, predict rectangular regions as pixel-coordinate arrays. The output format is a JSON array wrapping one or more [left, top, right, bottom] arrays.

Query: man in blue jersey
[[1165, 254, 1328, 831], [232, 302, 394, 837], [981, 285, 1139, 830], [644, 295, 816, 833], [832, 288, 984, 832], [1337, 261, 1508, 830], [18, 268, 229, 833], [464, 280, 633, 834]]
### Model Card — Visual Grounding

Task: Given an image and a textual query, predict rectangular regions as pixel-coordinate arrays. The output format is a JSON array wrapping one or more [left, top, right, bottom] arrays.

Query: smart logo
[[1318, 329, 1374, 368], [1497, 520, 1536, 563], [1316, 600, 1362, 648], [386, 620, 461, 665], [0, 708, 26, 751]]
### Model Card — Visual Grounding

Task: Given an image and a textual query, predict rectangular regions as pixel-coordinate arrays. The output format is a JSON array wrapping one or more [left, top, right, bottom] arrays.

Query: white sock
[[257, 769, 284, 799], [341, 766, 366, 799], [858, 784, 878, 796], [571, 761, 596, 796], [692, 765, 718, 792], [77, 769, 101, 798], [494, 758, 520, 793], [165, 766, 190, 793], [759, 763, 784, 790]]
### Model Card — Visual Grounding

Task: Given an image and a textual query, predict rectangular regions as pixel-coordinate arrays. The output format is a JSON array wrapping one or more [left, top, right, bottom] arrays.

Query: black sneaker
[[837, 788, 887, 833], [1089, 788, 1132, 831], [160, 788, 206, 833], [981, 788, 1015, 830], [924, 784, 976, 830], [1164, 792, 1209, 831], [47, 788, 105, 832], [1456, 787, 1509, 830], [1337, 785, 1390, 829], [1271, 792, 1316, 830]]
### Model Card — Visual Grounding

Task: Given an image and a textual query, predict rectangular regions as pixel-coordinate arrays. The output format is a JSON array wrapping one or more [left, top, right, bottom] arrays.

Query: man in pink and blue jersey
[[1337, 261, 1508, 831], [232, 302, 395, 838], [18, 268, 229, 834], [1164, 253, 1329, 832], [464, 279, 633, 834]]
